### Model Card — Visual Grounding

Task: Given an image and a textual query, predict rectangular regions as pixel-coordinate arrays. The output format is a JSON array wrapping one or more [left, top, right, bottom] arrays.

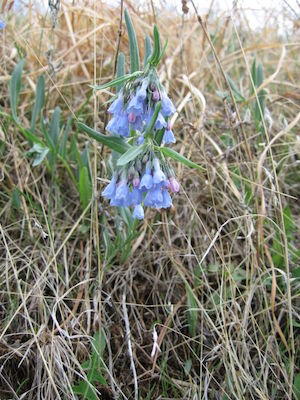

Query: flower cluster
[[102, 68, 179, 220], [106, 71, 176, 145], [102, 153, 180, 220]]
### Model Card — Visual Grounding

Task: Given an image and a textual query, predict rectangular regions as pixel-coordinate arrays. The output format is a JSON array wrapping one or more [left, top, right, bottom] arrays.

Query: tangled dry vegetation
[[0, 1, 299, 399]]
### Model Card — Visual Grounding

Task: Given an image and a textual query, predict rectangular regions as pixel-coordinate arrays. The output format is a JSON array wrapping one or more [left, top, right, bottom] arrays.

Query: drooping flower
[[139, 163, 153, 190], [163, 128, 176, 144], [161, 88, 176, 117], [102, 176, 117, 199], [153, 158, 167, 185], [133, 204, 144, 220], [115, 179, 130, 201]]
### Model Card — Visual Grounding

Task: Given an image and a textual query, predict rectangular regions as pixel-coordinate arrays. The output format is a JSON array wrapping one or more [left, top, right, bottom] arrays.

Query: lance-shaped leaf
[[78, 122, 131, 154], [92, 71, 142, 91], [117, 144, 146, 167], [116, 52, 125, 93], [10, 59, 25, 123], [160, 147, 204, 170], [30, 75, 45, 131], [124, 9, 140, 73], [149, 25, 161, 66], [143, 35, 152, 68], [144, 101, 161, 136]]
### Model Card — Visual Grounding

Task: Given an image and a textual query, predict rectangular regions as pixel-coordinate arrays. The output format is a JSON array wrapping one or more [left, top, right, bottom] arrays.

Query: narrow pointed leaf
[[78, 122, 131, 154], [116, 52, 125, 92], [49, 106, 61, 146], [10, 59, 25, 123], [92, 71, 142, 91], [124, 9, 140, 73], [144, 35, 152, 68], [59, 115, 72, 159], [117, 144, 146, 167], [30, 75, 45, 131], [145, 101, 161, 135], [160, 147, 204, 170], [79, 166, 92, 210]]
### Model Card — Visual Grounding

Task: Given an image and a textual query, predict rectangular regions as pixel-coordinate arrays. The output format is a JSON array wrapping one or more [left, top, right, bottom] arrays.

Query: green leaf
[[116, 52, 125, 93], [143, 35, 152, 68], [10, 59, 25, 123], [92, 71, 142, 91], [78, 122, 131, 154], [186, 285, 198, 337], [145, 101, 161, 135], [149, 25, 161, 66], [156, 38, 168, 64], [226, 74, 245, 103], [154, 127, 165, 146], [27, 143, 49, 167], [59, 115, 72, 159], [49, 106, 61, 147], [160, 147, 204, 170], [79, 166, 92, 210], [117, 144, 146, 167], [294, 373, 300, 400], [30, 75, 45, 131], [124, 9, 140, 73]]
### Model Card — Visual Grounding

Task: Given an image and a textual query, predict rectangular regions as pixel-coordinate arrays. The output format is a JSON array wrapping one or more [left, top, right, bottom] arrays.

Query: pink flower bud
[[133, 177, 140, 188], [128, 111, 136, 123], [153, 90, 160, 101], [169, 177, 180, 193]]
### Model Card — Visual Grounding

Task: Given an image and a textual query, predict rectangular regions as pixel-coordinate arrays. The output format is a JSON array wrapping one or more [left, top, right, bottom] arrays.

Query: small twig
[[122, 291, 138, 400]]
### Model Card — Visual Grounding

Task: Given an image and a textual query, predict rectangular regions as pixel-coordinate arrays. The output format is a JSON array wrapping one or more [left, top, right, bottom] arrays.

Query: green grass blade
[[30, 75, 45, 131], [124, 9, 140, 73], [10, 59, 25, 123]]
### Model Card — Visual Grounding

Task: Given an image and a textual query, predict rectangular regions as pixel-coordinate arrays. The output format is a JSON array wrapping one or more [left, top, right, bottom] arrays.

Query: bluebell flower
[[0, 20, 5, 30], [161, 89, 176, 117], [136, 79, 149, 101], [160, 189, 172, 208], [153, 158, 167, 185], [139, 163, 153, 190], [132, 204, 144, 220], [155, 112, 167, 130], [115, 179, 130, 201], [108, 95, 123, 114], [106, 113, 129, 137], [102, 176, 117, 199], [163, 128, 176, 144], [127, 95, 144, 116], [130, 115, 143, 131], [144, 186, 163, 207], [130, 187, 143, 205]]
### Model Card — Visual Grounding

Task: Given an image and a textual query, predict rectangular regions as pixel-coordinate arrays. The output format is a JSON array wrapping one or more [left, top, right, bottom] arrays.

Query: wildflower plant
[[79, 10, 202, 220]]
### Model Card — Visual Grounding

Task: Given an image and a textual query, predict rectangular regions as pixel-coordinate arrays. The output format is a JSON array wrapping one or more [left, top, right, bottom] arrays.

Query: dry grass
[[0, 1, 299, 399]]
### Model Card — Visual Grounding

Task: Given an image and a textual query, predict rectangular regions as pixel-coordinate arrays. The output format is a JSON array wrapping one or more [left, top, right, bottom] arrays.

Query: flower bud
[[168, 177, 180, 193], [128, 111, 136, 123], [128, 166, 135, 180], [153, 90, 160, 101], [133, 177, 140, 188]]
